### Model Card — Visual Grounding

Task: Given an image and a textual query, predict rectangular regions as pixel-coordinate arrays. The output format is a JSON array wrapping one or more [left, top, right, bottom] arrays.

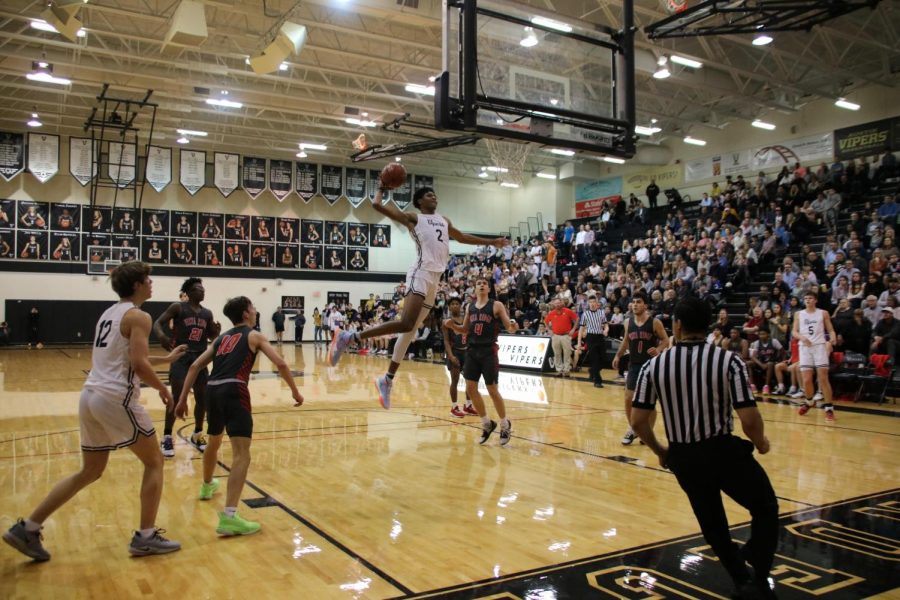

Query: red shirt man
[[545, 301, 578, 335]]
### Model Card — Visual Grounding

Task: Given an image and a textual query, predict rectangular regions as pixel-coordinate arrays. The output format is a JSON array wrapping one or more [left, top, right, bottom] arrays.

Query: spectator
[[872, 307, 900, 360], [27, 307, 41, 349], [0, 320, 9, 346], [878, 194, 898, 223], [837, 309, 872, 356]]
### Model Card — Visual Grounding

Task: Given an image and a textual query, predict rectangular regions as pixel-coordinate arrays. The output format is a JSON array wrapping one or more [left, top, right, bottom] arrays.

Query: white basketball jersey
[[85, 302, 140, 397], [799, 309, 826, 345], [412, 212, 450, 273]]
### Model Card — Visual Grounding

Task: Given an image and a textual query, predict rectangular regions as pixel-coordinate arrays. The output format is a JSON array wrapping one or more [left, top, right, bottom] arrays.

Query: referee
[[631, 296, 778, 599], [578, 296, 608, 388]]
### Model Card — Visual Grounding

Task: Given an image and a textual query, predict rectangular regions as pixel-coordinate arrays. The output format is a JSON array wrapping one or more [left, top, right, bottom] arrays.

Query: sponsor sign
[[833, 118, 893, 160], [497, 334, 552, 371], [450, 370, 548, 404]]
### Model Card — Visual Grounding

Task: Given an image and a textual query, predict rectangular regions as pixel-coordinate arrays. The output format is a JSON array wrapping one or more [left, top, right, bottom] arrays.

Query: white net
[[484, 139, 533, 187]]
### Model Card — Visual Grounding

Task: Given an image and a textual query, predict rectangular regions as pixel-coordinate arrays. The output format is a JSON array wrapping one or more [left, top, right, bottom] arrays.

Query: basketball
[[380, 163, 407, 190], [211, 258, 219, 265]]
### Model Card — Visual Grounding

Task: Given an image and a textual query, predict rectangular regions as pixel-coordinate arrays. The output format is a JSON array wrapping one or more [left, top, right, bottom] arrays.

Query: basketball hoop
[[484, 139, 532, 187], [661, 0, 689, 13]]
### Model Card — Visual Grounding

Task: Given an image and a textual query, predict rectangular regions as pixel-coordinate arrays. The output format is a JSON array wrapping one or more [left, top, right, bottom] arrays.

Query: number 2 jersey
[[173, 302, 214, 353], [209, 326, 257, 384], [84, 302, 141, 398], [411, 213, 449, 273]]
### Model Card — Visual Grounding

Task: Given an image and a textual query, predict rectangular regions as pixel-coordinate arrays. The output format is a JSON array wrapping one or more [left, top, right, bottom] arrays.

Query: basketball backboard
[[435, 0, 636, 159]]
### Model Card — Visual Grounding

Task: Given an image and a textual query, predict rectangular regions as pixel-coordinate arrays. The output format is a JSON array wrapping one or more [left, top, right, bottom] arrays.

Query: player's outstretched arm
[[444, 306, 471, 334], [149, 344, 188, 365], [123, 310, 173, 406], [372, 188, 417, 228], [446, 217, 507, 248], [175, 344, 215, 418], [250, 331, 304, 406]]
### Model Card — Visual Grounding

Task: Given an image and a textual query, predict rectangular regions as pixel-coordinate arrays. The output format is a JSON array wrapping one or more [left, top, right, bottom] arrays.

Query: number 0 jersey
[[84, 302, 140, 397], [209, 326, 257, 383], [411, 213, 449, 273]]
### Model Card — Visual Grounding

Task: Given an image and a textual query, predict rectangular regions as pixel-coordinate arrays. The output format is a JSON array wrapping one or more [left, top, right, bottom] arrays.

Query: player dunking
[[174, 296, 303, 536], [443, 296, 476, 418], [328, 185, 506, 409], [793, 290, 837, 421], [445, 277, 518, 445], [153, 278, 220, 457], [612, 291, 669, 446], [3, 262, 186, 561]]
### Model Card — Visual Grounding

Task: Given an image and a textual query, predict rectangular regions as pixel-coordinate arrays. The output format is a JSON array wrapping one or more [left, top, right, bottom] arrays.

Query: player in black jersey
[[202, 217, 221, 239], [445, 277, 518, 446], [175, 295, 303, 537], [612, 291, 669, 446], [443, 297, 476, 418], [175, 215, 191, 235], [153, 278, 221, 457], [20, 235, 40, 259]]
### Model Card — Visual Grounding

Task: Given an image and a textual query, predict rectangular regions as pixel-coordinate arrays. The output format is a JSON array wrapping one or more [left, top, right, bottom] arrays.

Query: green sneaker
[[216, 512, 261, 537], [198, 478, 220, 500]]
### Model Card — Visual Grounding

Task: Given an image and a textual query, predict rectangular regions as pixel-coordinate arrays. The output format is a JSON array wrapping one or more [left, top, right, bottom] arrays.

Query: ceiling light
[[530, 16, 573, 33], [549, 98, 558, 106], [345, 117, 377, 128], [299, 143, 327, 151], [603, 156, 626, 164], [279, 61, 289, 71], [27, 112, 42, 127], [478, 171, 489, 178], [835, 98, 860, 111], [520, 27, 538, 48], [547, 148, 575, 156], [484, 166, 509, 173], [500, 182, 519, 188], [651, 118, 658, 124], [684, 136, 707, 146], [670, 55, 703, 69], [653, 67, 670, 79], [535, 172, 557, 179], [245, 57, 251, 65], [206, 98, 243, 108], [751, 119, 776, 130], [495, 118, 504, 125], [26, 71, 71, 85], [635, 125, 662, 136], [177, 128, 208, 136], [752, 34, 773, 46], [404, 83, 435, 96], [395, 157, 402, 162], [176, 136, 189, 144], [31, 19, 86, 37], [296, 151, 307, 158]]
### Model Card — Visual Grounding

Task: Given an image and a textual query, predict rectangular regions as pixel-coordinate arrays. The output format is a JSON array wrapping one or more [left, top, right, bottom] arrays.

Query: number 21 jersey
[[411, 213, 449, 273], [84, 302, 140, 397]]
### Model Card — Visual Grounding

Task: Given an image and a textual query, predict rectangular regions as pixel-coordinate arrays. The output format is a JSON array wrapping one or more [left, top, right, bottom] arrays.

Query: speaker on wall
[[249, 22, 307, 74], [163, 0, 208, 47], [40, 2, 83, 43]]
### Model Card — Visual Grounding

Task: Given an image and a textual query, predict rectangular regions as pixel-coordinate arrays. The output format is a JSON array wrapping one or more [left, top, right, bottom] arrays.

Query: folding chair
[[856, 354, 893, 404], [830, 351, 867, 402]]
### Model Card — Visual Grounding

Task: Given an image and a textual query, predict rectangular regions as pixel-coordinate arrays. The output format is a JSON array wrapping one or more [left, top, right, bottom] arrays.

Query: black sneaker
[[499, 420, 512, 447], [479, 420, 497, 445], [3, 519, 50, 561]]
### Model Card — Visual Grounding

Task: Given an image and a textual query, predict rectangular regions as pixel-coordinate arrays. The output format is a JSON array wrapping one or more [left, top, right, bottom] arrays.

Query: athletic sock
[[805, 398, 814, 406], [500, 417, 510, 430], [224, 507, 237, 518], [139, 527, 156, 539], [23, 519, 41, 532], [386, 372, 395, 380], [451, 402, 458, 407], [824, 403, 833, 411], [481, 416, 491, 426]]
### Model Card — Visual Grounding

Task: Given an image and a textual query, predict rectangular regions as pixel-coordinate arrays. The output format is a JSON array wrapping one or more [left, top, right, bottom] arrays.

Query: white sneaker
[[813, 391, 824, 401], [787, 386, 797, 395], [160, 435, 175, 458], [790, 390, 805, 399], [774, 384, 786, 395]]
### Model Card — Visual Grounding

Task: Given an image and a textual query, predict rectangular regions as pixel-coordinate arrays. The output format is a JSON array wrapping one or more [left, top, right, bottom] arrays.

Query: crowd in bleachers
[[312, 150, 900, 399]]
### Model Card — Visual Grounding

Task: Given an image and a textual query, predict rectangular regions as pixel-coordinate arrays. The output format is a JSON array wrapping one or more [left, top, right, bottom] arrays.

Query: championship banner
[[414, 174, 434, 190], [179, 149, 206, 196], [144, 145, 171, 192], [622, 165, 682, 197], [345, 167, 367, 207], [391, 174, 413, 210], [27, 132, 59, 183], [108, 141, 137, 188], [833, 118, 893, 161], [268, 159, 292, 202], [242, 156, 267, 199], [367, 168, 390, 206], [320, 165, 344, 205], [69, 137, 96, 186], [0, 131, 25, 182], [295, 162, 318, 203], [214, 152, 240, 198]]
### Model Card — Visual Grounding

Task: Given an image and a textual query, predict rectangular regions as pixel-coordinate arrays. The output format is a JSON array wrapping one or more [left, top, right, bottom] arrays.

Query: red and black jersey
[[627, 315, 659, 367], [209, 326, 256, 383], [467, 301, 500, 347], [173, 302, 214, 353]]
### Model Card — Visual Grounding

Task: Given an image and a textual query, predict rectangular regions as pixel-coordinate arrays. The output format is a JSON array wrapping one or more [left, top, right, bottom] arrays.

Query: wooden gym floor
[[0, 344, 897, 599]]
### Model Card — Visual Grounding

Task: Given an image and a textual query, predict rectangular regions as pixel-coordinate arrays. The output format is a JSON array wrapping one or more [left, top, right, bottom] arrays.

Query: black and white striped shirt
[[579, 308, 607, 334], [632, 340, 756, 444]]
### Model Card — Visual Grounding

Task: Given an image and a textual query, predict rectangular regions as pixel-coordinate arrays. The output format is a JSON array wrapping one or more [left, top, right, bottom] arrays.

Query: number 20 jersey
[[84, 302, 140, 397], [411, 213, 449, 273]]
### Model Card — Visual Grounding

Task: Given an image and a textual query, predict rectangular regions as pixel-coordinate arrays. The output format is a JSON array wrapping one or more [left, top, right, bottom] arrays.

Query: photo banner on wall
[[295, 162, 318, 203], [268, 159, 292, 202], [179, 149, 206, 196], [214, 152, 239, 198], [320, 165, 344, 205], [0, 132, 25, 182], [833, 118, 894, 161], [69, 137, 97, 186], [345, 167, 367, 207], [242, 156, 267, 199], [27, 132, 59, 183], [108, 141, 137, 188], [391, 174, 413, 210], [145, 145, 172, 192]]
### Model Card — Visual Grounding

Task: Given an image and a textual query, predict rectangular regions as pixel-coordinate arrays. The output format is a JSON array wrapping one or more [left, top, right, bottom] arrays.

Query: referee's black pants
[[585, 333, 605, 384], [667, 435, 779, 588]]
